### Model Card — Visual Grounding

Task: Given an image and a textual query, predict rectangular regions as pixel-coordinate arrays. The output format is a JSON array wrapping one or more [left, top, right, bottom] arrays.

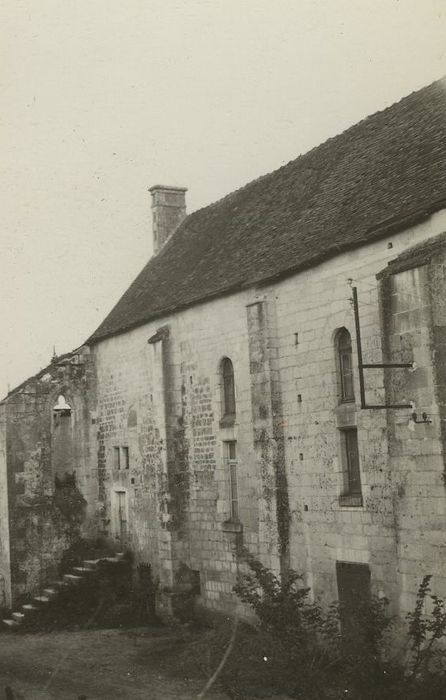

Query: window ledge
[[339, 494, 363, 508], [219, 415, 236, 428], [222, 520, 243, 533]]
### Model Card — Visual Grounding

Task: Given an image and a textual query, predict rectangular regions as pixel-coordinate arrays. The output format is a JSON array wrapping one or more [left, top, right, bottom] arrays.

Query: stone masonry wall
[[2, 347, 99, 604], [92, 292, 258, 613], [91, 207, 446, 615], [272, 209, 446, 610], [380, 250, 446, 613]]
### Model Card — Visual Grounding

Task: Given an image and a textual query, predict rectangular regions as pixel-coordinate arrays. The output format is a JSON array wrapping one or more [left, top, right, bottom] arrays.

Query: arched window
[[52, 394, 74, 480], [221, 357, 236, 417], [337, 329, 354, 402], [53, 394, 72, 417]]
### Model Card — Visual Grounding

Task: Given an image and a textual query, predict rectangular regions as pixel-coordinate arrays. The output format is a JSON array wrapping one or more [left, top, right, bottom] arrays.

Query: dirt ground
[[0, 626, 229, 700]]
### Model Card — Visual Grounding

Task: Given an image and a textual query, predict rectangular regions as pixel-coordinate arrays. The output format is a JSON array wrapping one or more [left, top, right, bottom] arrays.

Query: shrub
[[407, 574, 446, 677], [232, 551, 446, 699], [174, 553, 446, 699], [233, 548, 342, 698]]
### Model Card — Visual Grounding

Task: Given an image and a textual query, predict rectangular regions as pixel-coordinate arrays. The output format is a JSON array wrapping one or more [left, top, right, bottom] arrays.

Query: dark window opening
[[339, 428, 362, 506], [190, 570, 201, 595], [113, 446, 130, 470], [337, 328, 354, 402], [222, 357, 236, 418]]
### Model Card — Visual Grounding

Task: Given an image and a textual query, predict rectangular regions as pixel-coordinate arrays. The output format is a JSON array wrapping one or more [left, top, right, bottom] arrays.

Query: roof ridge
[[84, 75, 446, 343], [180, 75, 446, 223]]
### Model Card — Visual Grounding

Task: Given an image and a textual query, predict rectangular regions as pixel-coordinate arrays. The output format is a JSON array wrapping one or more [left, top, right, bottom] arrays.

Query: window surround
[[226, 440, 239, 521], [220, 357, 236, 426], [338, 428, 363, 507], [112, 445, 130, 471], [221, 440, 243, 533], [336, 328, 355, 403]]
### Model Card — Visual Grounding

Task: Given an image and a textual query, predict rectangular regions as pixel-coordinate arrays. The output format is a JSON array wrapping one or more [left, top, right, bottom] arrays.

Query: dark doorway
[[336, 561, 371, 645]]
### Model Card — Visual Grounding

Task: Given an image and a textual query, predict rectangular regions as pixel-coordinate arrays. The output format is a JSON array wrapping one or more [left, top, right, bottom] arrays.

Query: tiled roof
[[89, 78, 446, 343]]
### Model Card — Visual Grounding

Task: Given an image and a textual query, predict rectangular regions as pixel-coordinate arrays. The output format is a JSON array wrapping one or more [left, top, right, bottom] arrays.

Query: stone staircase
[[3, 552, 126, 629]]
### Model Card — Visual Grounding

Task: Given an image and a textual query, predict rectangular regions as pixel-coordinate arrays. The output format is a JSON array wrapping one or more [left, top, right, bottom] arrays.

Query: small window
[[337, 329, 354, 402], [225, 441, 239, 521], [122, 446, 130, 470], [339, 428, 362, 506], [113, 446, 130, 470], [221, 357, 236, 418]]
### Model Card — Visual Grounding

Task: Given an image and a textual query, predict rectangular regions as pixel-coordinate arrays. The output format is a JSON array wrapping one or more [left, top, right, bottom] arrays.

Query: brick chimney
[[149, 185, 187, 254]]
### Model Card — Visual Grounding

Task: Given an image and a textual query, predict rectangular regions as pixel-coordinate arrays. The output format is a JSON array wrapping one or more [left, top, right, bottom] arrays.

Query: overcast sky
[[1, 0, 446, 398]]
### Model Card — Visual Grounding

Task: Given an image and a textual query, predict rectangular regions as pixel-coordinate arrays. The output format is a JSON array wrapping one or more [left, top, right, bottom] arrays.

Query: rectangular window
[[122, 446, 130, 470], [113, 446, 121, 470], [225, 441, 239, 521], [339, 429, 362, 506], [340, 350, 354, 401]]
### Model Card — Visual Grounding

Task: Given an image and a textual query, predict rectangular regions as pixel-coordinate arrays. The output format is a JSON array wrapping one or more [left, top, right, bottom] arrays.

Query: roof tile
[[89, 78, 446, 343]]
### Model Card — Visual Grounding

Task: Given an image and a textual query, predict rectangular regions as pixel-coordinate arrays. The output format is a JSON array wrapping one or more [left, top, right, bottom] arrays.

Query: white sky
[[1, 0, 446, 398]]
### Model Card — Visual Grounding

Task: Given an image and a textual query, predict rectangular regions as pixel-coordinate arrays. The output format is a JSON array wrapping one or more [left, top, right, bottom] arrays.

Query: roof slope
[[90, 78, 446, 343]]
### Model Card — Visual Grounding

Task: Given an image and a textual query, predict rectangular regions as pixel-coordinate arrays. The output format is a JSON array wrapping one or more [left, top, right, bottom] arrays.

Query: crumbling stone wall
[[1, 347, 98, 603]]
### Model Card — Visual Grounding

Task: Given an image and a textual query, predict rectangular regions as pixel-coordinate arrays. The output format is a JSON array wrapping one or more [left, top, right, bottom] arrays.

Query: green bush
[[180, 551, 446, 699]]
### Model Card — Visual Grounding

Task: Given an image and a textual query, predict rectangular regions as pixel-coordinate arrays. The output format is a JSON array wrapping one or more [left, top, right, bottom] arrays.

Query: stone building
[[2, 78, 446, 621]]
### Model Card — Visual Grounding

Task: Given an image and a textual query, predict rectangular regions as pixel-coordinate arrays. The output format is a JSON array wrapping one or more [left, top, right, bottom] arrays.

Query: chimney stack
[[149, 185, 187, 254]]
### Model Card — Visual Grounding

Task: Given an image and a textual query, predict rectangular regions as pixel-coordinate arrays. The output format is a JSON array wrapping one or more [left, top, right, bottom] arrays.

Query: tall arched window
[[337, 329, 354, 402], [221, 357, 236, 417], [52, 394, 74, 480]]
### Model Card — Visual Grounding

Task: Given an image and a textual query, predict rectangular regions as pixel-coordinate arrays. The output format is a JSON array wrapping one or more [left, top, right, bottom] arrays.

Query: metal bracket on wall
[[351, 286, 413, 410], [410, 411, 432, 425]]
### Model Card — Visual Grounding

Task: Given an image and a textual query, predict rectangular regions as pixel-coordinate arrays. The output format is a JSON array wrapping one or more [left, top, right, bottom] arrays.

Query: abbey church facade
[[2, 79, 446, 620]]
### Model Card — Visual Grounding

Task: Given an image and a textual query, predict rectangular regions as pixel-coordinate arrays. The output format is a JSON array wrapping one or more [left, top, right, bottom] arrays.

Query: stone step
[[83, 559, 101, 569], [3, 619, 19, 628], [12, 612, 25, 623], [52, 580, 69, 589], [83, 553, 125, 568], [73, 566, 92, 575], [22, 604, 39, 613], [63, 574, 83, 584], [33, 595, 50, 604], [103, 556, 125, 564], [43, 588, 57, 598]]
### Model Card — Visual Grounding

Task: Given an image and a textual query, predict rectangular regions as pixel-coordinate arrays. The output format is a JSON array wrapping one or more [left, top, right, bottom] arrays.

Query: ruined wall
[[3, 347, 98, 603], [91, 208, 446, 615]]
